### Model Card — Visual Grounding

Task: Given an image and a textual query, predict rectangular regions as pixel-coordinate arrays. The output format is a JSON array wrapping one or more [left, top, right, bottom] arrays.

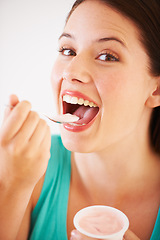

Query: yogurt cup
[[73, 205, 129, 240]]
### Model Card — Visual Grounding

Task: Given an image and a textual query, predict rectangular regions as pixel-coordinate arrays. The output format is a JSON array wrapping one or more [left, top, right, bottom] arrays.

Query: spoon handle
[[4, 104, 79, 124]]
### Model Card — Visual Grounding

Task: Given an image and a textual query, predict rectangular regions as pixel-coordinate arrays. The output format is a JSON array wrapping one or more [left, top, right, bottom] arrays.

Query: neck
[[72, 129, 159, 204]]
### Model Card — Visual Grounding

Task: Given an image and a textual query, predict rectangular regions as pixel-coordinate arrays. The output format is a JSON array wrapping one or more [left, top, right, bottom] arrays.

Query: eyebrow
[[98, 37, 126, 48], [59, 32, 127, 48], [59, 33, 73, 40]]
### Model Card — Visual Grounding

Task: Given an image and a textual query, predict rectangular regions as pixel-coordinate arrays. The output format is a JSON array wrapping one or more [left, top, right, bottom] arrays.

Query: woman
[[0, 0, 159, 240]]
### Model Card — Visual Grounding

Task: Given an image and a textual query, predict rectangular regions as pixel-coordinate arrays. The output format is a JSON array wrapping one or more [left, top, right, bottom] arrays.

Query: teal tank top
[[29, 135, 160, 240], [29, 135, 71, 240]]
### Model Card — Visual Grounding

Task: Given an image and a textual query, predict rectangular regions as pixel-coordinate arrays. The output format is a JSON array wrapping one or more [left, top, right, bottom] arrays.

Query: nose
[[63, 53, 93, 84]]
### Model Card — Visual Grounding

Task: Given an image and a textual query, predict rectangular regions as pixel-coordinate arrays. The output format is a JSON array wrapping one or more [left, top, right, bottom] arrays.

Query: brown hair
[[66, 0, 160, 154]]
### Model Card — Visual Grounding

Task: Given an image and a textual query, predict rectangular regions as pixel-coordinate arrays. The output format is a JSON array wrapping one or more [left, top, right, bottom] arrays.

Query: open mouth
[[62, 94, 99, 126]]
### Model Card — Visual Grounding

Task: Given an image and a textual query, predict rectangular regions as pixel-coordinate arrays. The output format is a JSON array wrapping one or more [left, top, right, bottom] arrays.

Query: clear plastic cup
[[73, 205, 129, 240]]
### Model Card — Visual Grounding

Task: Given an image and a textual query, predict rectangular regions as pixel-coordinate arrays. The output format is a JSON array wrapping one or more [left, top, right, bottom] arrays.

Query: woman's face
[[51, 0, 154, 153]]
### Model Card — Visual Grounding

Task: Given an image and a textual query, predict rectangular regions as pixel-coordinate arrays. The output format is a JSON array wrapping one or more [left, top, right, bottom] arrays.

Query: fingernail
[[70, 230, 82, 240]]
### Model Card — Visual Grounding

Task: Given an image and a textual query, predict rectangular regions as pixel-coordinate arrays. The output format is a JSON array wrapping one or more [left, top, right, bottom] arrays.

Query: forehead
[[64, 0, 140, 47]]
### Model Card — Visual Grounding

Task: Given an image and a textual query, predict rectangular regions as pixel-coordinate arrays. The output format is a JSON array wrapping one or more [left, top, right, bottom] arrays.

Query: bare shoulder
[[16, 175, 45, 240]]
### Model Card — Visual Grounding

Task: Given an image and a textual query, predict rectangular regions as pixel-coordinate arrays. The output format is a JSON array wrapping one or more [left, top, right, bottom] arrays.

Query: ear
[[145, 78, 160, 108]]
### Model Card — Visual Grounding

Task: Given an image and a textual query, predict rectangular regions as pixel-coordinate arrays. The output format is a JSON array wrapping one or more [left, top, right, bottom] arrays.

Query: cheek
[[51, 60, 63, 87], [97, 68, 146, 123], [97, 67, 146, 106], [96, 70, 126, 105], [51, 60, 63, 104]]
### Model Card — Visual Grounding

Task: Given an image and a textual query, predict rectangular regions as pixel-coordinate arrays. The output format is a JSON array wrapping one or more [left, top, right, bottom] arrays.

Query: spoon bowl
[[44, 113, 79, 124]]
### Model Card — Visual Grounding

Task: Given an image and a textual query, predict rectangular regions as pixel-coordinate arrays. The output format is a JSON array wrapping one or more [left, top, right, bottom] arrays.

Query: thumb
[[123, 229, 141, 240], [70, 230, 83, 240], [70, 230, 95, 240]]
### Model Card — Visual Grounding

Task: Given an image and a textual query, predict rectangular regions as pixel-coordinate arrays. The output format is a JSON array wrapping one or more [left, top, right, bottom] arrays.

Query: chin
[[60, 129, 95, 153]]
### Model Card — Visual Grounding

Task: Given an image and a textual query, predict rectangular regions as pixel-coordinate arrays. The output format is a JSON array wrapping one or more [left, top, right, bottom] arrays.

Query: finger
[[9, 94, 19, 107], [70, 230, 93, 240], [40, 125, 51, 151], [1, 100, 32, 143], [11, 111, 40, 148], [28, 119, 49, 149], [2, 94, 19, 123], [123, 229, 141, 240], [23, 120, 50, 163], [38, 127, 51, 171]]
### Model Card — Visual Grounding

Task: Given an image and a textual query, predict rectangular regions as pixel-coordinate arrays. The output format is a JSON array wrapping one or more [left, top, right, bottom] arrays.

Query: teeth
[[62, 94, 98, 107], [70, 97, 78, 104], [78, 98, 84, 105], [84, 100, 89, 106], [63, 95, 71, 103]]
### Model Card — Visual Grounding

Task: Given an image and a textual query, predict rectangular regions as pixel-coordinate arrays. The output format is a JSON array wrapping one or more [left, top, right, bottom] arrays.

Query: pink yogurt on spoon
[[73, 205, 129, 240]]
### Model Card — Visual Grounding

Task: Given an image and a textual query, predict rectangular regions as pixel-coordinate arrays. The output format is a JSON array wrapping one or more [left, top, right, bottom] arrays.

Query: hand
[[0, 94, 51, 189], [123, 229, 141, 240], [70, 230, 93, 240], [70, 229, 141, 240]]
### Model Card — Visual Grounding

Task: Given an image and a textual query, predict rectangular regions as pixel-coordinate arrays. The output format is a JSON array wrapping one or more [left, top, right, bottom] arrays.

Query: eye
[[97, 51, 119, 62], [58, 47, 76, 56]]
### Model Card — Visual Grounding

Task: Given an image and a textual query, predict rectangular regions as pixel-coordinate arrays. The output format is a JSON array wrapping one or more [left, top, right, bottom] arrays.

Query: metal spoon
[[43, 113, 79, 124], [5, 104, 79, 124]]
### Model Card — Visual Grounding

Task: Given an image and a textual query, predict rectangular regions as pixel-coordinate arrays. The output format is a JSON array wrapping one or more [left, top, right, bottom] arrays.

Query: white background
[[0, 0, 75, 133]]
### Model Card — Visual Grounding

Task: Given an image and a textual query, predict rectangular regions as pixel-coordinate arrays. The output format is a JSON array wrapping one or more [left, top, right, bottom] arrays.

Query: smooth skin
[[0, 0, 159, 240], [0, 95, 51, 240], [51, 0, 160, 239]]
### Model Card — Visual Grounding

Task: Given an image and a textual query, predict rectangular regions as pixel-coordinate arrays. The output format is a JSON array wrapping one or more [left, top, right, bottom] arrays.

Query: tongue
[[73, 106, 99, 124]]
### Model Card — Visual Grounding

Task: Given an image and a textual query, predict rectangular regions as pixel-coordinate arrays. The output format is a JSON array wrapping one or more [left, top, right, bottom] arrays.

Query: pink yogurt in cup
[[73, 205, 129, 240]]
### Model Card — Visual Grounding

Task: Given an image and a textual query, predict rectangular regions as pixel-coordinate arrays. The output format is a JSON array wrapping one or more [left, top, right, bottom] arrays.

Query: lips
[[61, 90, 99, 131]]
